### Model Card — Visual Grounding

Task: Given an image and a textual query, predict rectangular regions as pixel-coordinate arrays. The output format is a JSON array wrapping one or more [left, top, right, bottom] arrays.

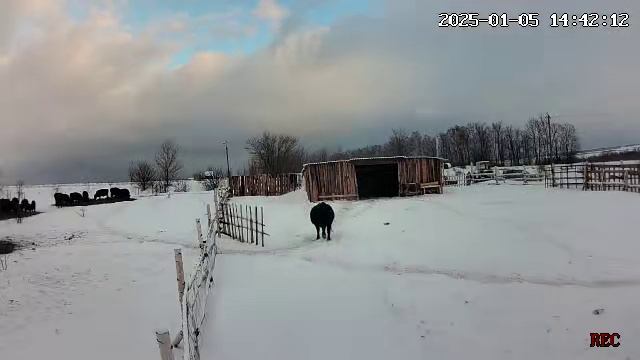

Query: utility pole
[[223, 140, 231, 178], [546, 112, 552, 164]]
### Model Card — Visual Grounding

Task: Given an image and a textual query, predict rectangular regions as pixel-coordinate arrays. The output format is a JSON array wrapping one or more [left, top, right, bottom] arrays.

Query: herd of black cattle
[[0, 197, 36, 215], [54, 187, 131, 207]]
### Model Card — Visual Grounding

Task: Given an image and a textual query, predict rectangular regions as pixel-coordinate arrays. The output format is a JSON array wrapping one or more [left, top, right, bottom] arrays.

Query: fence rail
[[544, 163, 640, 193]]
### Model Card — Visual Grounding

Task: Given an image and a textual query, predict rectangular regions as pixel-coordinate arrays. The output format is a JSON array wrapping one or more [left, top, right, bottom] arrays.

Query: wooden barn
[[303, 156, 444, 202]]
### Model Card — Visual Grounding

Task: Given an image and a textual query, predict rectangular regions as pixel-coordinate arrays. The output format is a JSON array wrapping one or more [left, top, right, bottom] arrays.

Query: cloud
[[253, 0, 289, 29], [0, 0, 639, 184]]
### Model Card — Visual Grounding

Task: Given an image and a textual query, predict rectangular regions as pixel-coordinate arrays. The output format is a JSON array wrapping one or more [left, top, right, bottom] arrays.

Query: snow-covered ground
[[2, 183, 640, 359], [576, 144, 640, 160], [1, 183, 211, 360], [203, 184, 640, 360]]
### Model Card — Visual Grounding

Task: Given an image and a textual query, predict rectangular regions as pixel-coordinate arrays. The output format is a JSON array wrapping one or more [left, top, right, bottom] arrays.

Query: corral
[[302, 156, 444, 202]]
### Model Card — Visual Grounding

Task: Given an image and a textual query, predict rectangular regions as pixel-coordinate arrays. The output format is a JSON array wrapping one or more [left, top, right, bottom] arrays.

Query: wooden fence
[[398, 157, 443, 195], [444, 173, 468, 187], [544, 163, 640, 193], [219, 202, 267, 247], [229, 173, 301, 197], [303, 161, 359, 202]]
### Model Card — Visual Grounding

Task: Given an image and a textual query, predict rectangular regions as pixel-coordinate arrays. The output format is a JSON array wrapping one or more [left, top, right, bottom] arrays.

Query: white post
[[213, 191, 220, 237], [155, 329, 175, 360], [624, 169, 629, 192], [174, 249, 185, 305], [196, 218, 204, 252]]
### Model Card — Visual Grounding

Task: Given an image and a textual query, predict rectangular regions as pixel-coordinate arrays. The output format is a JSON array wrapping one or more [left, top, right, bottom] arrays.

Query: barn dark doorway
[[355, 164, 399, 199]]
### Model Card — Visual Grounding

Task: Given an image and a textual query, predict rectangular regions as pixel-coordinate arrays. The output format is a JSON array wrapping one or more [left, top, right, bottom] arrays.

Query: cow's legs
[[321, 227, 326, 239], [315, 225, 320, 240], [327, 224, 332, 241]]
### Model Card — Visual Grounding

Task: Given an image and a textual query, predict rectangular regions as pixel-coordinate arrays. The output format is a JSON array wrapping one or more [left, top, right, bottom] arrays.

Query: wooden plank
[[247, 205, 252, 244], [318, 194, 358, 200], [254, 206, 259, 247]]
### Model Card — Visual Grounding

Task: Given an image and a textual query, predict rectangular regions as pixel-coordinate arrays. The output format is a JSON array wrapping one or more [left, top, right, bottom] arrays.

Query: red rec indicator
[[590, 333, 621, 348]]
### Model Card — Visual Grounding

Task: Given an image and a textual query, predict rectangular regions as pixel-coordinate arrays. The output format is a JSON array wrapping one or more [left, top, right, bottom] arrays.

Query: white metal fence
[[155, 186, 229, 360], [183, 187, 228, 360]]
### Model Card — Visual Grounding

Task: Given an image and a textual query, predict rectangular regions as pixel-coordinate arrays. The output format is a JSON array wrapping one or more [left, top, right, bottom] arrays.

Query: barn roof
[[302, 156, 445, 169]]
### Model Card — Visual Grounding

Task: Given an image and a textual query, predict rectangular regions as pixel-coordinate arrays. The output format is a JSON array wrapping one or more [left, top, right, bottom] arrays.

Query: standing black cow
[[0, 199, 10, 213], [30, 200, 36, 213], [82, 191, 90, 202], [119, 188, 130, 199], [54, 193, 70, 207], [310, 202, 335, 240], [10, 198, 19, 213], [94, 189, 109, 200], [110, 187, 120, 198], [70, 192, 83, 204], [20, 199, 30, 212]]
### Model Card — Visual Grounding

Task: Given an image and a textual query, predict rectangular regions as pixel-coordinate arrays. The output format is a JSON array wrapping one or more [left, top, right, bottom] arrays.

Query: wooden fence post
[[196, 219, 204, 251], [206, 204, 212, 231], [261, 206, 265, 247], [624, 169, 629, 192], [249, 205, 254, 244], [174, 249, 185, 305], [155, 329, 175, 360], [240, 206, 244, 243], [583, 164, 589, 191], [254, 206, 259, 247]]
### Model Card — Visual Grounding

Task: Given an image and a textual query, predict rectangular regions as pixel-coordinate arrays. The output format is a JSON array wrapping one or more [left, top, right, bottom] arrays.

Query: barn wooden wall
[[304, 157, 443, 202], [303, 161, 358, 202], [230, 174, 300, 197], [398, 158, 443, 196]]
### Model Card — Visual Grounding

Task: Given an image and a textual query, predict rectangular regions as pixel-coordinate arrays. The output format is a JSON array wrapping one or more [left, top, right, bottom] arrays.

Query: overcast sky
[[0, 0, 638, 184]]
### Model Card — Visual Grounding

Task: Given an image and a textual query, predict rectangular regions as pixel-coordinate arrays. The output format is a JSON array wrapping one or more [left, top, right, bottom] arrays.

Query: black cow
[[10, 198, 19, 213], [0, 199, 10, 213], [109, 187, 130, 200], [94, 189, 109, 200], [117, 188, 130, 200], [70, 192, 83, 204], [310, 202, 335, 240], [82, 191, 90, 202], [20, 199, 30, 212], [110, 187, 120, 198], [30, 200, 36, 213], [54, 193, 70, 207]]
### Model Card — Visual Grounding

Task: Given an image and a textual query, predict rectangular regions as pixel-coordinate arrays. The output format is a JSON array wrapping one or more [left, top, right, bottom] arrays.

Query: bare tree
[[129, 160, 156, 191], [422, 134, 437, 156], [195, 166, 224, 191], [155, 140, 183, 192], [246, 132, 304, 175], [385, 128, 414, 156], [491, 122, 505, 165], [558, 123, 579, 162], [305, 148, 330, 163]]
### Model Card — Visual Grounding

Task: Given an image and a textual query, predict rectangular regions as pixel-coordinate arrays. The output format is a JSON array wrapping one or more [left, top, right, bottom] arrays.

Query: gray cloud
[[0, 0, 639, 184]]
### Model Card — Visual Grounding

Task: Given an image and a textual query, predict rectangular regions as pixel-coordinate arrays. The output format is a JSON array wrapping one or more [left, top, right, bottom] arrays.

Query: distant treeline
[[243, 113, 580, 175]]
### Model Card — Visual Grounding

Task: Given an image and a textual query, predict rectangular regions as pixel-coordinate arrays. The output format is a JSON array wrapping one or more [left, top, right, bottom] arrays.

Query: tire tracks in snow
[[219, 245, 640, 288]]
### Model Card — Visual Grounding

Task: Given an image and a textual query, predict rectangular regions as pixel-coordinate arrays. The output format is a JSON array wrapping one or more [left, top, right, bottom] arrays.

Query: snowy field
[[0, 182, 208, 360], [204, 184, 640, 360], [2, 182, 640, 359]]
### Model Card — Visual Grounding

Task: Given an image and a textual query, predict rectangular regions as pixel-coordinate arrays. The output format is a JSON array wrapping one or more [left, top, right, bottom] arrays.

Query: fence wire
[[184, 186, 228, 360]]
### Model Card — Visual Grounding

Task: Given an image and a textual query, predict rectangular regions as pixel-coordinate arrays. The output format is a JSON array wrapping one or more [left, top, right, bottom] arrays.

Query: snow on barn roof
[[302, 155, 445, 169]]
